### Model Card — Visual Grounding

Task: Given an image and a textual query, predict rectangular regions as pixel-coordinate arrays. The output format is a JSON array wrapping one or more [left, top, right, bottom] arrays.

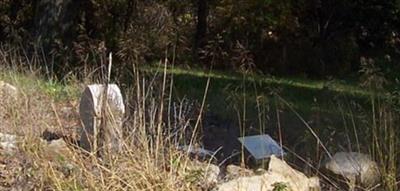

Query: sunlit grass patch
[[0, 69, 80, 101], [142, 65, 371, 97]]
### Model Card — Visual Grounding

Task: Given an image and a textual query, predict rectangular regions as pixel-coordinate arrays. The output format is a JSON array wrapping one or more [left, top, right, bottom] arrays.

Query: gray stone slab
[[79, 84, 125, 153], [238, 134, 285, 160]]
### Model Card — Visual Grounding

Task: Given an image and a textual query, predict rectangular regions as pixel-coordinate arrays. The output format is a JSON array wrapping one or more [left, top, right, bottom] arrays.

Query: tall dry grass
[[0, 50, 211, 191]]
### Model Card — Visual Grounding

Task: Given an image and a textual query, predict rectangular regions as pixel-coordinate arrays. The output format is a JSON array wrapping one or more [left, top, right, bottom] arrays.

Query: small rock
[[216, 156, 320, 191], [44, 139, 72, 161], [225, 165, 254, 180], [187, 160, 220, 188], [47, 139, 70, 154], [44, 139, 77, 177], [0, 142, 17, 153], [0, 133, 18, 154], [204, 164, 220, 185], [323, 152, 380, 189], [0, 133, 17, 143], [0, 81, 18, 97], [48, 139, 68, 150]]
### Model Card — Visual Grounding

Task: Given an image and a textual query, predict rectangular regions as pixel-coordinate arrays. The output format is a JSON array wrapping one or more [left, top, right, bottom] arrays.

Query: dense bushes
[[1, 0, 399, 79]]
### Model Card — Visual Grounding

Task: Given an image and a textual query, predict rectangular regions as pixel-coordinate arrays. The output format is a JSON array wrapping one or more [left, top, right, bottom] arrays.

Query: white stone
[[216, 156, 320, 191], [0, 133, 18, 154], [0, 133, 17, 143], [79, 84, 125, 153], [0, 81, 18, 99], [0, 142, 17, 152], [204, 164, 220, 185], [323, 152, 380, 188]]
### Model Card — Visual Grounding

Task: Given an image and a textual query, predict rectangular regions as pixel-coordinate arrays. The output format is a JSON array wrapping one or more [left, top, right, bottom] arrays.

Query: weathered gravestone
[[79, 84, 125, 154]]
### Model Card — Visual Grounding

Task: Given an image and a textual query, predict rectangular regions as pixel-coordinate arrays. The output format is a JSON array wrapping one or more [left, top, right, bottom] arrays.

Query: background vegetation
[[1, 0, 400, 80], [2, 1, 400, 190]]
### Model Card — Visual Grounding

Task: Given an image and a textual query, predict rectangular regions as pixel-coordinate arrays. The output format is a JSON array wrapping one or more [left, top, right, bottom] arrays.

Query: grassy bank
[[0, 67, 211, 191], [1, 62, 399, 190], [139, 65, 374, 120], [141, 65, 400, 190], [142, 65, 370, 96]]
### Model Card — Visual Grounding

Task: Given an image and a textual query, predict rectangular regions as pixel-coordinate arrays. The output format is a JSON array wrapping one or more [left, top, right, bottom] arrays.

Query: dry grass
[[0, 61, 210, 191], [2, 48, 399, 191]]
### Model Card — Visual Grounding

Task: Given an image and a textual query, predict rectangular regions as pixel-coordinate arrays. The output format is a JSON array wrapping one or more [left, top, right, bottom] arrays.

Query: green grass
[[0, 70, 80, 101], [142, 65, 371, 97], [140, 65, 372, 120], [1, 65, 370, 114]]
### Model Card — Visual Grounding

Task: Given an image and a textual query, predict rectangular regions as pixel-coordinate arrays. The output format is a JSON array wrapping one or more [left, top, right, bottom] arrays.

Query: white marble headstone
[[79, 84, 125, 153]]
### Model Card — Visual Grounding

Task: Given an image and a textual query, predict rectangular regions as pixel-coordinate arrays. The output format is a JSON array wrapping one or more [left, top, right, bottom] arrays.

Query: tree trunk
[[34, 0, 80, 51], [194, 0, 208, 53]]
